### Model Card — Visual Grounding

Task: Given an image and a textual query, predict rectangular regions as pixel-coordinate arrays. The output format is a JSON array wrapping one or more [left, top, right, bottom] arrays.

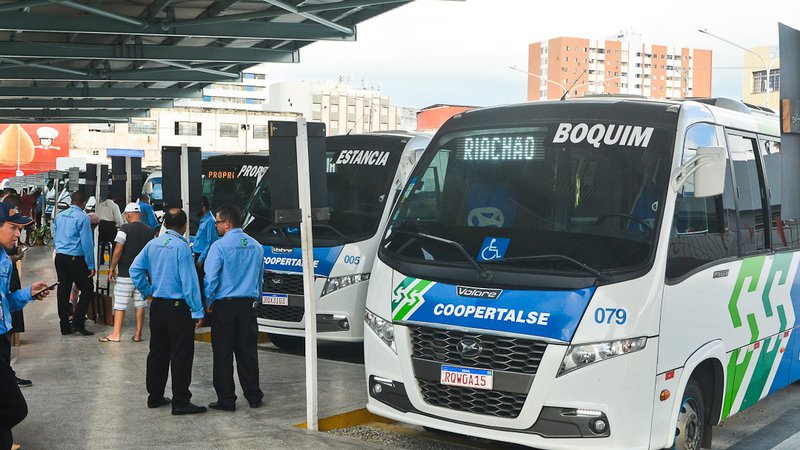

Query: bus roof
[[441, 96, 778, 138]]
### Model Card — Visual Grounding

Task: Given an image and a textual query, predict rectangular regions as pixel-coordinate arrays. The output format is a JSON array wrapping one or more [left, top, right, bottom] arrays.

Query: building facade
[[266, 78, 417, 136], [527, 32, 712, 101], [68, 73, 418, 168], [742, 45, 780, 111]]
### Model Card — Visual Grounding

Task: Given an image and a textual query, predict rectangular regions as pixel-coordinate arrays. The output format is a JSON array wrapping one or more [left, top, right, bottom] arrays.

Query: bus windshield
[[244, 147, 401, 246], [382, 121, 673, 285], [203, 176, 257, 211]]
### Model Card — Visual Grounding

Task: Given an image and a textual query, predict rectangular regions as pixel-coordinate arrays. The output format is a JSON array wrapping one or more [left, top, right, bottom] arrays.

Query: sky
[[265, 0, 800, 109]]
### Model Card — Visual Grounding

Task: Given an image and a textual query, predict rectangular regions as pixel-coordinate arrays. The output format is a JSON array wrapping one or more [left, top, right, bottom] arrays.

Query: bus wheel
[[674, 379, 704, 450], [268, 334, 304, 352]]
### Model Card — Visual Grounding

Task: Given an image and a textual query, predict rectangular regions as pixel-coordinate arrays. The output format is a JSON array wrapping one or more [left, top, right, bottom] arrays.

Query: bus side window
[[666, 124, 738, 281], [760, 138, 797, 249], [728, 133, 767, 254]]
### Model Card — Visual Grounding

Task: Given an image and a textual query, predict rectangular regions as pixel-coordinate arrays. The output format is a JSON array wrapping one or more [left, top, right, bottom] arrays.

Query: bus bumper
[[256, 279, 368, 342], [364, 324, 660, 450]]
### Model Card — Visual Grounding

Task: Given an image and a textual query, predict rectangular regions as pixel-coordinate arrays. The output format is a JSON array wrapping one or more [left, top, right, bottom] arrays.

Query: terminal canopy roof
[[0, 0, 411, 123]]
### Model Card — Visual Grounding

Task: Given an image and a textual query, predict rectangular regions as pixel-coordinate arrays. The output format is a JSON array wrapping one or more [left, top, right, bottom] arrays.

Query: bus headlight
[[322, 273, 370, 296], [364, 308, 396, 353], [558, 337, 647, 376]]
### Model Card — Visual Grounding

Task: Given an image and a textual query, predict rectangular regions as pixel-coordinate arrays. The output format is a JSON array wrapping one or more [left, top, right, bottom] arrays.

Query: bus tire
[[672, 378, 704, 450], [268, 334, 304, 352]]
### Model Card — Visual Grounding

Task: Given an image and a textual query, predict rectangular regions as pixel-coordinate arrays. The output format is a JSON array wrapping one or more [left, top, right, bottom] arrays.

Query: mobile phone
[[32, 281, 59, 297], [18, 246, 28, 254]]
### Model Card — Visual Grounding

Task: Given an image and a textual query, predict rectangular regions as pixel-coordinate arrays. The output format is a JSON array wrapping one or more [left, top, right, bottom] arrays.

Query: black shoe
[[172, 403, 207, 415], [248, 399, 263, 409], [16, 377, 32, 388], [74, 327, 94, 336], [61, 329, 74, 335], [208, 401, 236, 412], [147, 397, 171, 408]]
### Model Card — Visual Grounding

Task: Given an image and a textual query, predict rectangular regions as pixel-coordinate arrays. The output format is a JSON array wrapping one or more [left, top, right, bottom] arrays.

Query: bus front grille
[[409, 326, 547, 375], [417, 379, 526, 418], [255, 304, 304, 322], [263, 273, 305, 296]]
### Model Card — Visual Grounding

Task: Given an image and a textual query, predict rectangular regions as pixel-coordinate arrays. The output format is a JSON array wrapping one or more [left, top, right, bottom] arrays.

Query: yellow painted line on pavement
[[294, 408, 394, 431]]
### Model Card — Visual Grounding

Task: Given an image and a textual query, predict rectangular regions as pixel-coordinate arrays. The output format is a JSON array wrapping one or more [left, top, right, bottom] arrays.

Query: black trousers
[[147, 299, 195, 408], [54, 253, 94, 331], [0, 335, 27, 450], [211, 298, 263, 406]]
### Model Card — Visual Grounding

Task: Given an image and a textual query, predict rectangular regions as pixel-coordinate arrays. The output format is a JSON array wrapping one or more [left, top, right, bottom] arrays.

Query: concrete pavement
[[9, 245, 375, 450]]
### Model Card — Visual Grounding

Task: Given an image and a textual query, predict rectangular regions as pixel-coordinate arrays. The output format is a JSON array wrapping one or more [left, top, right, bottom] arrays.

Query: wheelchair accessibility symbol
[[476, 237, 510, 262]]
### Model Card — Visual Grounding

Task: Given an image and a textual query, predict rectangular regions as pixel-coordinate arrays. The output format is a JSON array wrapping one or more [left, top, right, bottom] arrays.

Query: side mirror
[[671, 146, 726, 198]]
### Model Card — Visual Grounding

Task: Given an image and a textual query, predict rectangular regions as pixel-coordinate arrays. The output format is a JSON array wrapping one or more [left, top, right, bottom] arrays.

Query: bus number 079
[[594, 307, 627, 325]]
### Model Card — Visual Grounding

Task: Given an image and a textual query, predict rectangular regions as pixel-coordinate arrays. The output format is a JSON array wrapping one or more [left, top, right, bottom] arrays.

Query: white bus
[[364, 97, 791, 449], [242, 131, 430, 350]]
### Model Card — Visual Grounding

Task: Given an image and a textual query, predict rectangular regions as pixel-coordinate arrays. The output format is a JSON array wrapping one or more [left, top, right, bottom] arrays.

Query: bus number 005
[[594, 307, 627, 325], [343, 255, 361, 265]]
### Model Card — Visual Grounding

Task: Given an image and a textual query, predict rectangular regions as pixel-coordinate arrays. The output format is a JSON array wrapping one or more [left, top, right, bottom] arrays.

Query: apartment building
[[527, 32, 712, 101], [742, 45, 780, 111]]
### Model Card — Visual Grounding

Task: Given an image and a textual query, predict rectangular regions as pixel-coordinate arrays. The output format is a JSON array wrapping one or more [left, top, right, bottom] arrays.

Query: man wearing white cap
[[100, 202, 154, 343]]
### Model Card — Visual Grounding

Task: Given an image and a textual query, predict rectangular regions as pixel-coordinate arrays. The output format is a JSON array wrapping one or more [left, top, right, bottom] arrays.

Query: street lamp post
[[698, 29, 772, 108], [510, 66, 621, 100]]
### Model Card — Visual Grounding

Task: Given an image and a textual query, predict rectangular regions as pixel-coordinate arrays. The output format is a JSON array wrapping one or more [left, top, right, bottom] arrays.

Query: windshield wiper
[[483, 254, 608, 281], [387, 230, 492, 281]]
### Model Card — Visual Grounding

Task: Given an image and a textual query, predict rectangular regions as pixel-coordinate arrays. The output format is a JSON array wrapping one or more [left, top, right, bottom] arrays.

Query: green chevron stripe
[[723, 348, 754, 420], [761, 252, 793, 319], [741, 336, 782, 410], [728, 256, 766, 328]]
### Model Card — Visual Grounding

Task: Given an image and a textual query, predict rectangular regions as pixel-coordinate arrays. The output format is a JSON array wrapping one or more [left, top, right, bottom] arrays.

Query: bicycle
[[26, 221, 53, 247]]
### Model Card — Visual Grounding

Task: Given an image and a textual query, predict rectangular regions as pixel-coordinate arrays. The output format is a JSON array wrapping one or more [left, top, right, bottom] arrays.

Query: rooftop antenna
[[561, 69, 587, 101]]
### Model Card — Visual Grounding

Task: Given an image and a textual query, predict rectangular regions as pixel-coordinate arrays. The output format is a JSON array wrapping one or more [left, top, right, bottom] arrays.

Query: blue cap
[[0, 202, 33, 226]]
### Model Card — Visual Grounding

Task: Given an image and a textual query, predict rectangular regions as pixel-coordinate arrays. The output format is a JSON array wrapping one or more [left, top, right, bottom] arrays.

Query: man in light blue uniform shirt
[[204, 205, 264, 411], [192, 197, 217, 267], [138, 194, 159, 230], [130, 208, 207, 416], [0, 202, 52, 449], [53, 190, 95, 335]]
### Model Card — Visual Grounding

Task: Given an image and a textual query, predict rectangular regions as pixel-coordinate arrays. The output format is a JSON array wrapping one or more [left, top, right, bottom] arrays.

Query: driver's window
[[667, 123, 738, 281], [404, 150, 449, 220]]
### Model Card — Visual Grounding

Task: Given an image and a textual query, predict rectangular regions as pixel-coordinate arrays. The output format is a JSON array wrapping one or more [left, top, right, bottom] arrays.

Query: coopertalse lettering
[[552, 122, 654, 148], [335, 150, 390, 166], [433, 303, 550, 325], [263, 256, 319, 268]]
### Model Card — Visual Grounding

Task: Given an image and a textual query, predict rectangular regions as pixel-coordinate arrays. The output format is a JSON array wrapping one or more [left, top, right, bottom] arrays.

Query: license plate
[[440, 365, 493, 390], [261, 293, 288, 306]]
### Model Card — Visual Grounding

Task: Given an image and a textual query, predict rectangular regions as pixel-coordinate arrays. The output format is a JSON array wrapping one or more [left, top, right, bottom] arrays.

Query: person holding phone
[[0, 202, 53, 450]]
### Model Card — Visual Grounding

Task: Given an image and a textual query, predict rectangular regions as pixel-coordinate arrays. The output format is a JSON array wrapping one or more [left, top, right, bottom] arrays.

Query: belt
[[153, 297, 183, 301], [220, 297, 257, 301], [56, 253, 85, 261]]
